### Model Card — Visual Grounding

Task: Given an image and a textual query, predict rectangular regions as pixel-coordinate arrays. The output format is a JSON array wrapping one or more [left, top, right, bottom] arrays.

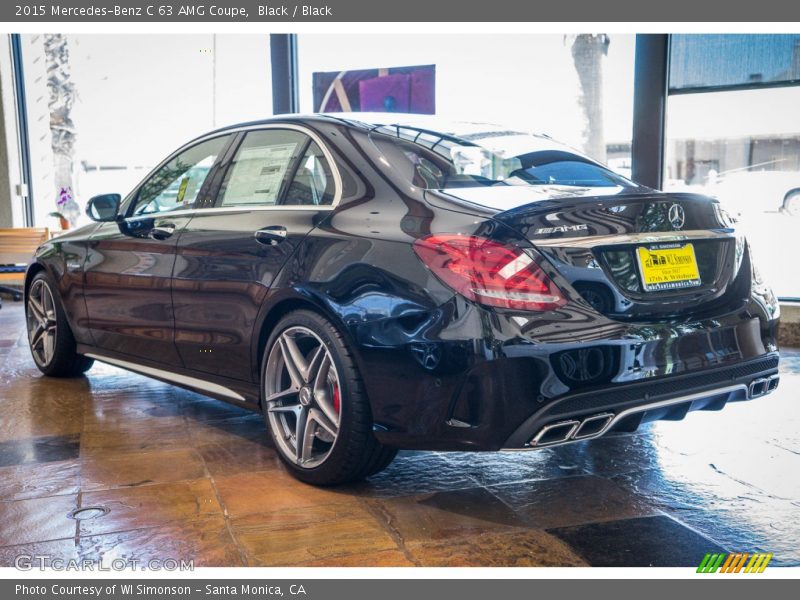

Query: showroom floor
[[0, 303, 798, 568]]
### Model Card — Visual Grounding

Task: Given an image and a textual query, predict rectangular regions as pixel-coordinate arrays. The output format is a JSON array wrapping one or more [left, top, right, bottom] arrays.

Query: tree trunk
[[571, 34, 609, 163], [44, 34, 80, 226]]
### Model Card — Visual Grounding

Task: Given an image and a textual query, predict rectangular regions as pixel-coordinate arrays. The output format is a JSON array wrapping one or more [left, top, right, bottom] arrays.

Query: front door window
[[131, 136, 230, 216]]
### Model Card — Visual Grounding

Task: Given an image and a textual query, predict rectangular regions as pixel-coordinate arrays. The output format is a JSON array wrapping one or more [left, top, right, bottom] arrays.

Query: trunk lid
[[426, 186, 750, 320]]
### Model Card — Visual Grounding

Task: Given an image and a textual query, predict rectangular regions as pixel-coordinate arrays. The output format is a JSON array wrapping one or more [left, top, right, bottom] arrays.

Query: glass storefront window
[[297, 34, 635, 173], [20, 34, 272, 229], [670, 34, 800, 92], [664, 86, 800, 299]]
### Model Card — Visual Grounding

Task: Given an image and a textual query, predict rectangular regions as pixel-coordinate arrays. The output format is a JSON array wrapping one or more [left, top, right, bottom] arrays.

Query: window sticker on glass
[[176, 176, 190, 204], [222, 142, 298, 206]]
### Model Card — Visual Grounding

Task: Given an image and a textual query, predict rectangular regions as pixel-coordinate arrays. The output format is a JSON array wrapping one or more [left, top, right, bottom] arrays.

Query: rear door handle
[[254, 226, 288, 246], [149, 224, 176, 240]]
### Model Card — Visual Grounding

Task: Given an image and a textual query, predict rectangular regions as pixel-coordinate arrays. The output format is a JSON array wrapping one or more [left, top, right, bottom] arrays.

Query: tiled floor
[[1, 302, 799, 567]]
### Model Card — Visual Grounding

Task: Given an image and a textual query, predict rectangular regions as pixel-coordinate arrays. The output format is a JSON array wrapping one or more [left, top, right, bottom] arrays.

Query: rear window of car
[[368, 126, 634, 190]]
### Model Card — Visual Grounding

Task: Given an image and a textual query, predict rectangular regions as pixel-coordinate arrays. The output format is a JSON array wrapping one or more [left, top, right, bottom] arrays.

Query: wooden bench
[[0, 227, 49, 302]]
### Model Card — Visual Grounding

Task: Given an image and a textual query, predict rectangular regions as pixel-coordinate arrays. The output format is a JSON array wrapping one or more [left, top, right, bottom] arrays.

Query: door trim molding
[[84, 352, 247, 402]]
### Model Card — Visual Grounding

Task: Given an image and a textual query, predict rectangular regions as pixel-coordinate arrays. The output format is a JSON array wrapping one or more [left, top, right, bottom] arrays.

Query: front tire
[[261, 309, 396, 485], [26, 272, 94, 377]]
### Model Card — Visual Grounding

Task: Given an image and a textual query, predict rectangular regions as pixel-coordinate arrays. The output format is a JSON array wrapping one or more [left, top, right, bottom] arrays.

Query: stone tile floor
[[0, 302, 798, 567]]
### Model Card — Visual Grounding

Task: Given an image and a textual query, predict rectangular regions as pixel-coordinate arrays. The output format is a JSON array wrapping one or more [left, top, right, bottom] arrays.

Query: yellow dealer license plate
[[636, 243, 702, 292]]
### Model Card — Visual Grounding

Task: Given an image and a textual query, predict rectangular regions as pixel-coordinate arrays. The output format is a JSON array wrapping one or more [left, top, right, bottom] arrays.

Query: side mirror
[[86, 194, 121, 222]]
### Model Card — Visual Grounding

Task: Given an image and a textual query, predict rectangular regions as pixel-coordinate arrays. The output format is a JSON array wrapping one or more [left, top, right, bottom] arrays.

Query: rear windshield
[[369, 125, 634, 190]]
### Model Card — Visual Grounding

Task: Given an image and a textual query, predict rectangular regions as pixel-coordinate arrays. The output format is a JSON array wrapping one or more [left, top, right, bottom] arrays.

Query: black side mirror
[[86, 194, 121, 222]]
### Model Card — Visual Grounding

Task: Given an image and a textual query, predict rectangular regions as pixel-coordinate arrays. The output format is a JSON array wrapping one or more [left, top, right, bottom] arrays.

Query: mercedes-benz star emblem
[[668, 203, 686, 230]]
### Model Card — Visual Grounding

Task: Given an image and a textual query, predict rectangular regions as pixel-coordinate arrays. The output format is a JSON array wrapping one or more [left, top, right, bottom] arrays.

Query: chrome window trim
[[124, 204, 336, 222], [124, 122, 343, 222]]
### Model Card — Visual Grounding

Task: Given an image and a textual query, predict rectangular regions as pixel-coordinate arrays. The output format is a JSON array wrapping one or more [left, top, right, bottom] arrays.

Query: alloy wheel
[[264, 326, 342, 468], [27, 279, 58, 367]]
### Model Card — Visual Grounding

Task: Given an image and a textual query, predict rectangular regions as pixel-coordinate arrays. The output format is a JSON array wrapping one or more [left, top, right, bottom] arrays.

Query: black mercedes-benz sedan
[[24, 114, 781, 485]]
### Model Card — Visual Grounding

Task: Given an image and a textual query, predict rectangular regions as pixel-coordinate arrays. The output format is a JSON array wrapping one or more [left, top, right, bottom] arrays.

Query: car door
[[172, 125, 339, 381], [83, 134, 233, 365]]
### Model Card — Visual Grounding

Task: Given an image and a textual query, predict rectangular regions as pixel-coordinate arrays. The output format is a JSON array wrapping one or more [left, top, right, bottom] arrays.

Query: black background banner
[[4, 0, 800, 22]]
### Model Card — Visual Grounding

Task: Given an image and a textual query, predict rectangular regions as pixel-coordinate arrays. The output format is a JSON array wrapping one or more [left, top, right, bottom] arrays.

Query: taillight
[[412, 234, 567, 311]]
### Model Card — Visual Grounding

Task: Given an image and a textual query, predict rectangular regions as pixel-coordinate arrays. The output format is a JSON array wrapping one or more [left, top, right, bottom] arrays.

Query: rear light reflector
[[412, 234, 566, 311]]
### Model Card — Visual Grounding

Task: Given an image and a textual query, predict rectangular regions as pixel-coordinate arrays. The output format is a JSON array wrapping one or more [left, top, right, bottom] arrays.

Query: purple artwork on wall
[[313, 64, 436, 114]]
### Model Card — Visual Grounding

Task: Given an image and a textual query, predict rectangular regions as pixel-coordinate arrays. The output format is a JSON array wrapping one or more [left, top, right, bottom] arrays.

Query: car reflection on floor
[[0, 303, 797, 567]]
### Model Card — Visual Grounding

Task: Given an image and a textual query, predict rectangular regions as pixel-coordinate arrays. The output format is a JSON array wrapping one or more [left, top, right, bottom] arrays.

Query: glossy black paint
[[26, 115, 780, 452], [83, 214, 194, 366], [172, 208, 323, 381]]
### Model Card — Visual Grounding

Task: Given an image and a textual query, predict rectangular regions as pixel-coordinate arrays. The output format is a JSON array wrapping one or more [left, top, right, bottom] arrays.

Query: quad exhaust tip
[[573, 413, 614, 440], [530, 413, 613, 447], [530, 374, 780, 448], [530, 420, 580, 447], [749, 374, 779, 399]]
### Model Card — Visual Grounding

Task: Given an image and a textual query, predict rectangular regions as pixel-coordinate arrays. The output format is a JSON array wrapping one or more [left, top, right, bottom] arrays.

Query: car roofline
[[189, 113, 361, 142], [189, 112, 554, 145]]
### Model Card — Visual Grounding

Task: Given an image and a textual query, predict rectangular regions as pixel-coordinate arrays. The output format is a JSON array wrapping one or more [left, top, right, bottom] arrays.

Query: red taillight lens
[[412, 234, 567, 311]]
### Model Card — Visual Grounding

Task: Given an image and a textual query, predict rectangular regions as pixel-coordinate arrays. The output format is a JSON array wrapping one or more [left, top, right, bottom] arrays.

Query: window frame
[[282, 139, 337, 206], [210, 124, 342, 211]]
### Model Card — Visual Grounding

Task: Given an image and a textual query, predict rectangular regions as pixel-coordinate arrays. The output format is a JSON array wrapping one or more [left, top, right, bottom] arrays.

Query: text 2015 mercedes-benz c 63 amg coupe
[[25, 114, 781, 485]]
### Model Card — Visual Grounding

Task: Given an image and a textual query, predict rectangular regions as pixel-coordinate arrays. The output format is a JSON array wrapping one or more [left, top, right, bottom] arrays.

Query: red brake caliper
[[332, 382, 341, 414]]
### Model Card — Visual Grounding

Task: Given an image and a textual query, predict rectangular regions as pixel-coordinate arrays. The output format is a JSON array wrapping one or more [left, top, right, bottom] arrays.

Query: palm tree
[[570, 34, 610, 163], [44, 33, 80, 226]]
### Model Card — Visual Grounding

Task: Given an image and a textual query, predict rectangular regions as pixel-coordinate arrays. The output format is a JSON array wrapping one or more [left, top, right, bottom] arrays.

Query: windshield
[[369, 125, 635, 190]]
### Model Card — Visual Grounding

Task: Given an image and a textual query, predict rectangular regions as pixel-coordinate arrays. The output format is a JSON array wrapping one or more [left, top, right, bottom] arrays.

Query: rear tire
[[261, 309, 396, 485], [26, 272, 94, 377]]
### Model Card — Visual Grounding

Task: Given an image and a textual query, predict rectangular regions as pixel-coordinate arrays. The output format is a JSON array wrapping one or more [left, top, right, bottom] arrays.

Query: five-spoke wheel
[[265, 325, 342, 468], [26, 278, 57, 368], [25, 272, 94, 377], [262, 310, 396, 485]]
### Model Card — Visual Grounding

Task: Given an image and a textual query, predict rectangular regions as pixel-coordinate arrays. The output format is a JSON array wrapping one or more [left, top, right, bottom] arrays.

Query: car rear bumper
[[360, 297, 779, 452], [502, 354, 779, 449]]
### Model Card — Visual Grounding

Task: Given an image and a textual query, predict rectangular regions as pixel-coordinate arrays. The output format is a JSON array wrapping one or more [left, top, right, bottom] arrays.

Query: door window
[[218, 129, 337, 208], [219, 129, 308, 207], [131, 136, 230, 216], [284, 142, 336, 206]]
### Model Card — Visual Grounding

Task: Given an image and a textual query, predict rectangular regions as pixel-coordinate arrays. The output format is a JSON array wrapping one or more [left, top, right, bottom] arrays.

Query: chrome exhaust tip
[[530, 420, 580, 447], [572, 413, 614, 440], [749, 374, 779, 399], [768, 374, 780, 392], [530, 412, 614, 447], [522, 377, 778, 450], [749, 378, 769, 398]]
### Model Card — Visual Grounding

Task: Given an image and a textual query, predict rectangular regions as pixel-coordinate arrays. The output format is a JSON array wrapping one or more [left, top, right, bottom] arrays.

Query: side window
[[132, 136, 229, 216], [284, 142, 336, 206], [219, 129, 307, 207]]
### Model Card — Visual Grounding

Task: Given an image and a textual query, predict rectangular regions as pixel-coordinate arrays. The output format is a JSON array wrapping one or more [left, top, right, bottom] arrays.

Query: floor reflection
[[0, 303, 798, 566]]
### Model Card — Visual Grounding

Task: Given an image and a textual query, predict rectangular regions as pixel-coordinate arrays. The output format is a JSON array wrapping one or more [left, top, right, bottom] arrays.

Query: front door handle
[[254, 226, 288, 246], [149, 224, 176, 240]]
